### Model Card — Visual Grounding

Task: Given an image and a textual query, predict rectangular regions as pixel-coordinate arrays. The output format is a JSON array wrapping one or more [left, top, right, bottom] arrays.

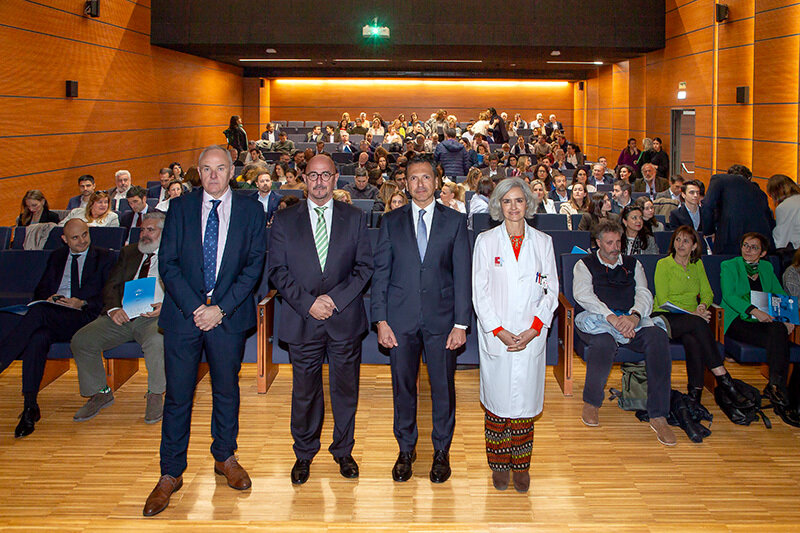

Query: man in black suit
[[120, 186, 151, 243], [0, 219, 114, 437], [481, 154, 507, 182], [269, 155, 373, 485], [372, 156, 472, 484], [148, 169, 172, 201], [143, 146, 266, 516], [67, 174, 96, 210], [669, 179, 703, 231], [549, 173, 571, 203], [701, 164, 775, 254], [544, 114, 564, 137]]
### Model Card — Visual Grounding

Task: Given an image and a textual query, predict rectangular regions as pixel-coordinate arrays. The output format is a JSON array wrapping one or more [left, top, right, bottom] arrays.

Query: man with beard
[[71, 211, 168, 424]]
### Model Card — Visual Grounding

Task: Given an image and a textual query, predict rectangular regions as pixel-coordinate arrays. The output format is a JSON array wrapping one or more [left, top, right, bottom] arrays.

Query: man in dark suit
[[481, 154, 508, 182], [544, 114, 564, 137], [701, 165, 775, 254], [148, 169, 172, 201], [0, 219, 114, 437], [108, 170, 132, 212], [67, 174, 96, 210], [71, 212, 166, 424], [668, 179, 703, 231], [372, 156, 472, 484], [269, 155, 373, 485], [306, 125, 323, 142], [143, 146, 266, 517], [119, 186, 151, 243], [633, 163, 669, 200], [549, 173, 571, 203], [252, 170, 281, 225]]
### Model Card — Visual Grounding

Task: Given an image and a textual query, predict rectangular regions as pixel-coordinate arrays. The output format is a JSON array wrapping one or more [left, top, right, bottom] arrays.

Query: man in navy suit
[[668, 179, 703, 231], [372, 156, 472, 484], [148, 168, 172, 201], [119, 186, 151, 242], [67, 174, 96, 210], [269, 154, 373, 485], [143, 146, 266, 517], [0, 219, 114, 437], [252, 171, 281, 225]]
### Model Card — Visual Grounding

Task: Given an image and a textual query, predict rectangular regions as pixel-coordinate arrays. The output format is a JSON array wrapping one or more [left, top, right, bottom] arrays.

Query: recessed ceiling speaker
[[716, 3, 729, 22], [65, 80, 78, 98], [736, 86, 749, 104], [84, 0, 99, 17]]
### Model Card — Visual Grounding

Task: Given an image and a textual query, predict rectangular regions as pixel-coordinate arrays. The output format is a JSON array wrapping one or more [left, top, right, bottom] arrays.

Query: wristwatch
[[630, 311, 642, 320]]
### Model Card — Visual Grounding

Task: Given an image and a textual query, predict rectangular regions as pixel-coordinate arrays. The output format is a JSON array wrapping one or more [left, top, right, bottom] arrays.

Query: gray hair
[[198, 145, 233, 167], [142, 210, 166, 228], [354, 167, 368, 177], [115, 169, 131, 180], [488, 177, 538, 221]]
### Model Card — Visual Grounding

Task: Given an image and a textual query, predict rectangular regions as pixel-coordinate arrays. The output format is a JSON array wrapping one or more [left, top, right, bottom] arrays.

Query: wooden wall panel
[[0, 0, 243, 225], [753, 4, 800, 41], [611, 61, 631, 151], [665, 0, 714, 40], [752, 38, 800, 103], [752, 105, 798, 143], [716, 138, 754, 170]]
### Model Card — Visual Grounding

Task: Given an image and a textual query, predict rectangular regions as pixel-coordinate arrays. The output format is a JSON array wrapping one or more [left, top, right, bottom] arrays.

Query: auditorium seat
[[287, 120, 304, 128], [279, 189, 305, 199], [352, 199, 375, 212], [0, 227, 11, 250], [0, 250, 52, 307], [654, 231, 706, 254], [147, 180, 160, 189], [263, 152, 282, 162], [43, 227, 126, 251], [332, 152, 353, 165]]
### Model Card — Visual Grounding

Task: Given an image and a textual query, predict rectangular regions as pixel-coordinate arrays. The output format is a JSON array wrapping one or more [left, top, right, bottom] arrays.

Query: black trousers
[[0, 304, 92, 394], [658, 313, 723, 389], [160, 328, 245, 478], [288, 335, 362, 460], [726, 318, 791, 385], [577, 326, 672, 418], [390, 328, 457, 453]]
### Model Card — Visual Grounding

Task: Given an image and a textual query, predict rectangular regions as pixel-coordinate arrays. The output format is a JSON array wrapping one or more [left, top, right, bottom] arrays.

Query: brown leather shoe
[[512, 470, 530, 493], [143, 475, 182, 517], [649, 416, 677, 446], [581, 402, 599, 427], [214, 456, 252, 490]]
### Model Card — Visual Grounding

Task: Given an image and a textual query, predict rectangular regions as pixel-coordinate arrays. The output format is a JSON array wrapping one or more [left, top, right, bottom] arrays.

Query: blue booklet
[[0, 299, 80, 316], [751, 291, 800, 325], [122, 277, 157, 319]]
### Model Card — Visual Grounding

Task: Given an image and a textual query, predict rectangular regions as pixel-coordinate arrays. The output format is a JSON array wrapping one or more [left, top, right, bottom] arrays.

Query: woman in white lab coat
[[472, 177, 559, 493]]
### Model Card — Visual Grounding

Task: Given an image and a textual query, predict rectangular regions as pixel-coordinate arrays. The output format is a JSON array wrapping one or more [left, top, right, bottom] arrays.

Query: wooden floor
[[1, 361, 800, 532]]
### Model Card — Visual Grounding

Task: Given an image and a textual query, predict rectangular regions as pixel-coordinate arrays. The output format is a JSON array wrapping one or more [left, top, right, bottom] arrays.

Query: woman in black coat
[[223, 115, 248, 154], [650, 136, 670, 178]]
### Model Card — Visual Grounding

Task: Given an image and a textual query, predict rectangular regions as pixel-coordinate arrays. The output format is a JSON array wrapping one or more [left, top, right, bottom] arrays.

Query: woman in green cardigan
[[653, 226, 750, 410], [721, 232, 797, 422]]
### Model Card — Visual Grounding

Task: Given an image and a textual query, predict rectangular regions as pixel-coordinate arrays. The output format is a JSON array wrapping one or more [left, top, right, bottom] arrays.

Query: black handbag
[[714, 378, 771, 428]]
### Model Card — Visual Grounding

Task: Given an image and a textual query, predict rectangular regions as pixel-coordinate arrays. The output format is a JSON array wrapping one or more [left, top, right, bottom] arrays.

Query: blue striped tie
[[203, 199, 221, 294]]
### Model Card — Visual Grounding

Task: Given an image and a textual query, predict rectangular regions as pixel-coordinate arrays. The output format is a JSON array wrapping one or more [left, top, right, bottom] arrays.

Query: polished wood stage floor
[[1, 360, 799, 532]]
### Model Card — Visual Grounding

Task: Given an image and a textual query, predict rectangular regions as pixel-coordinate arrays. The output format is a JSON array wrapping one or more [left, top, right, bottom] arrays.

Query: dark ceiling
[[152, 1, 665, 80]]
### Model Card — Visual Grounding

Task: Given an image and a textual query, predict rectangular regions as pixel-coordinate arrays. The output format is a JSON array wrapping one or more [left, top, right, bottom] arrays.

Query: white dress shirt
[[257, 191, 273, 213], [307, 198, 334, 248], [57, 248, 89, 298], [201, 187, 232, 291], [572, 251, 653, 319]]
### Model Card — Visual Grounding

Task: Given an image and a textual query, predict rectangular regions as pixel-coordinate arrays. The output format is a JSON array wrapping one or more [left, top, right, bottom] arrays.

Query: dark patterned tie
[[70, 254, 80, 296], [203, 200, 221, 294], [137, 253, 153, 279]]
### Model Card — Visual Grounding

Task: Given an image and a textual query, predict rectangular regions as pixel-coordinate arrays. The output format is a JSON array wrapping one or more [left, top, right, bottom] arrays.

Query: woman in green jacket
[[721, 232, 797, 423], [653, 226, 750, 410]]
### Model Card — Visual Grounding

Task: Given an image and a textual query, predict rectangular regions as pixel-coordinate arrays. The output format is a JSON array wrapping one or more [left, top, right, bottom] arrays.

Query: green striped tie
[[314, 206, 328, 270]]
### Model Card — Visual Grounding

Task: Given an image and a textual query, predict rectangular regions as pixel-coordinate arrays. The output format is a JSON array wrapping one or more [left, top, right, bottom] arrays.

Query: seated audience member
[[68, 174, 97, 210], [252, 171, 280, 225], [16, 190, 60, 226], [108, 170, 132, 211], [652, 225, 752, 413], [120, 186, 151, 237], [280, 168, 305, 192], [669, 178, 703, 231], [636, 196, 665, 232], [183, 166, 201, 190], [767, 173, 800, 251], [0, 219, 114, 437], [532, 134, 552, 159], [506, 154, 520, 174], [354, 151, 371, 171], [155, 180, 184, 213], [261, 122, 279, 143], [236, 164, 265, 189], [343, 168, 379, 200], [338, 131, 355, 153], [383, 191, 408, 213], [615, 164, 635, 184], [532, 163, 553, 190], [559, 182, 589, 230], [468, 178, 495, 230], [435, 128, 470, 178], [657, 174, 684, 202], [633, 163, 668, 200], [572, 220, 675, 445], [229, 147, 244, 167], [322, 124, 340, 144], [244, 147, 265, 165], [565, 143, 584, 168], [271, 162, 287, 184], [70, 212, 167, 424], [271, 131, 295, 154], [511, 134, 533, 156], [530, 179, 557, 214], [394, 170, 411, 199], [148, 169, 173, 201], [512, 113, 528, 131], [384, 125, 403, 146], [611, 180, 633, 214], [591, 163, 614, 187], [367, 118, 385, 137], [376, 155, 393, 180], [438, 181, 466, 213], [552, 149, 568, 172], [313, 141, 328, 155], [617, 138, 640, 170], [702, 164, 775, 254], [374, 181, 399, 212], [463, 167, 482, 192], [549, 173, 571, 203], [481, 154, 507, 182], [306, 125, 322, 142], [332, 189, 352, 204], [350, 117, 368, 136], [370, 167, 386, 189], [60, 191, 120, 227], [578, 192, 618, 232], [569, 165, 597, 193], [596, 156, 615, 181], [621, 204, 658, 254], [720, 232, 798, 425], [783, 248, 800, 297], [169, 162, 184, 181]]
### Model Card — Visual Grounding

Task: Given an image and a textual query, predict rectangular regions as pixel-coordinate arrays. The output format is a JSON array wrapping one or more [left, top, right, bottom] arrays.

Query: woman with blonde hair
[[16, 190, 60, 226], [60, 191, 119, 227], [559, 182, 589, 230], [438, 181, 466, 213], [464, 167, 483, 191], [367, 117, 385, 137], [375, 181, 400, 212], [384, 192, 408, 213], [332, 189, 352, 204], [529, 179, 556, 214]]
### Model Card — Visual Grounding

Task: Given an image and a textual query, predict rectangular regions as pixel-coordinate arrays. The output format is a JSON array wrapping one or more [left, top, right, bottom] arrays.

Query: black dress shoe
[[715, 373, 754, 409], [764, 383, 790, 408], [291, 459, 311, 485], [334, 455, 359, 479], [774, 404, 800, 428], [392, 450, 416, 482], [429, 450, 451, 483], [14, 406, 40, 438]]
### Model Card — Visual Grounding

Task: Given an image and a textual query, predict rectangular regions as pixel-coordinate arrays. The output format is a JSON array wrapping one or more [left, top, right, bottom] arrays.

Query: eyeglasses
[[306, 171, 335, 182], [742, 242, 762, 251]]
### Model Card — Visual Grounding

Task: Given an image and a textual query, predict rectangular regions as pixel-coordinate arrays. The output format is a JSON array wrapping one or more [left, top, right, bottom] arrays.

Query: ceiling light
[[546, 60, 603, 65], [275, 79, 569, 87], [238, 58, 312, 62], [265, 48, 277, 54], [510, 63, 516, 67], [408, 59, 483, 63], [550, 50, 561, 56], [333, 59, 390, 62]]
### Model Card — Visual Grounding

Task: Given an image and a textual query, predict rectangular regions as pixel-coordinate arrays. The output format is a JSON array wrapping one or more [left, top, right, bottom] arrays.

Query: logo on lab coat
[[494, 256, 503, 267]]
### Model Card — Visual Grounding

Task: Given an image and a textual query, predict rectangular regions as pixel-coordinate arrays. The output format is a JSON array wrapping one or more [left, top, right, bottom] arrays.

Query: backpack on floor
[[608, 362, 648, 411], [714, 378, 771, 428]]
